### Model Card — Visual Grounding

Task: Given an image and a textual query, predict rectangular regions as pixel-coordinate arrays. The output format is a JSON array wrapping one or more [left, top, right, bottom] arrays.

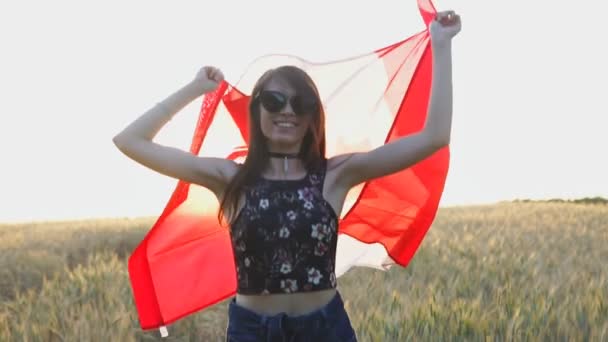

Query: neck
[[266, 152, 305, 179], [268, 152, 300, 159]]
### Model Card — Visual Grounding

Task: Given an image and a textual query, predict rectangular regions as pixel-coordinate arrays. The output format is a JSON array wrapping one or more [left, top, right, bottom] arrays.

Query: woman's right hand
[[190, 66, 225, 95]]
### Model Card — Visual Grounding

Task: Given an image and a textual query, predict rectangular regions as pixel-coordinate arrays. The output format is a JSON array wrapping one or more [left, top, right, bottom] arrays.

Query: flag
[[128, 0, 448, 333]]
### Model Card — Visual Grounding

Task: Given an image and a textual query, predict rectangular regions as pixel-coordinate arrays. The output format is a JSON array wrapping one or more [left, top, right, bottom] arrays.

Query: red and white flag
[[128, 0, 448, 333]]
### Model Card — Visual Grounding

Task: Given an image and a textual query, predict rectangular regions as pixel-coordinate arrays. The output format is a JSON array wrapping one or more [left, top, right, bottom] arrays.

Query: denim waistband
[[228, 291, 344, 341]]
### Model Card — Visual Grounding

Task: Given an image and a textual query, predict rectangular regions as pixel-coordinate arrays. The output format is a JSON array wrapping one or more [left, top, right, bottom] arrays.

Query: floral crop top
[[229, 158, 339, 295]]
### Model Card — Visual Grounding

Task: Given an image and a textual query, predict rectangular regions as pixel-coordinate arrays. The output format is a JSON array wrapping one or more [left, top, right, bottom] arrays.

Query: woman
[[113, 10, 461, 342]]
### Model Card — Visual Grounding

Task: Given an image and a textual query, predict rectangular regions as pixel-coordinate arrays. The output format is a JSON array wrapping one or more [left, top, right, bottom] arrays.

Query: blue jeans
[[226, 291, 358, 342]]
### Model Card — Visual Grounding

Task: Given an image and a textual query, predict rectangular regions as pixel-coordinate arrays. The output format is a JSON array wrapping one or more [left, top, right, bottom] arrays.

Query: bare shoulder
[[221, 159, 241, 181], [195, 157, 242, 194], [326, 153, 355, 172], [326, 153, 360, 189], [214, 158, 241, 189]]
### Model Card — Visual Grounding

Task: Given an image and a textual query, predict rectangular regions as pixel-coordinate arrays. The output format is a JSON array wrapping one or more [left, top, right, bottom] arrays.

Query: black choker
[[269, 152, 300, 159]]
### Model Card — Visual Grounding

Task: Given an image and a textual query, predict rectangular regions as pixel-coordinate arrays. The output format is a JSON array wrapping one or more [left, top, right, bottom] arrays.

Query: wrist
[[431, 42, 452, 61], [431, 39, 452, 51], [186, 79, 218, 96]]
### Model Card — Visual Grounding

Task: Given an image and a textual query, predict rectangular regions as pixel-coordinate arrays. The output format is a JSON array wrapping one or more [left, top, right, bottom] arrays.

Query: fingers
[[438, 10, 455, 18], [205, 66, 216, 80], [204, 66, 224, 82], [436, 10, 455, 21], [215, 69, 225, 82], [435, 10, 460, 26]]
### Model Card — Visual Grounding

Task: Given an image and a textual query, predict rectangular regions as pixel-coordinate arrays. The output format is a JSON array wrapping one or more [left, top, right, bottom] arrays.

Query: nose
[[281, 100, 296, 115]]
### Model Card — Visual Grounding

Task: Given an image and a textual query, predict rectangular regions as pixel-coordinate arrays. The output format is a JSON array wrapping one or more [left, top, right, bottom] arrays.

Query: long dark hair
[[217, 65, 326, 227]]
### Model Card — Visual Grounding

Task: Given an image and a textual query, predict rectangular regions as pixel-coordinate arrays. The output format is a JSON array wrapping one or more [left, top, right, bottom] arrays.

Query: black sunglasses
[[255, 90, 319, 115]]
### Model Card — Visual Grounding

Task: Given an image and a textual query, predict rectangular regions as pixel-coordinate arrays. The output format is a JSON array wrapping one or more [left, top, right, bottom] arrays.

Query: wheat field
[[1, 202, 606, 341]]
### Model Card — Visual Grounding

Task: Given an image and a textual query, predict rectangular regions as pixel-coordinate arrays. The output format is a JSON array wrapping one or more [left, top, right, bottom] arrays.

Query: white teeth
[[276, 122, 296, 127]]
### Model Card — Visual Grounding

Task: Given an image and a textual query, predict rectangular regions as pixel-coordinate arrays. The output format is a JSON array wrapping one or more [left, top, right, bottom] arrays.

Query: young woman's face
[[258, 77, 314, 152]]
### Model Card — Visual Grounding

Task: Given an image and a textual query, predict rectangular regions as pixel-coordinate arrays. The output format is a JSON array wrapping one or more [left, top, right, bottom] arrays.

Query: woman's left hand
[[430, 10, 462, 48]]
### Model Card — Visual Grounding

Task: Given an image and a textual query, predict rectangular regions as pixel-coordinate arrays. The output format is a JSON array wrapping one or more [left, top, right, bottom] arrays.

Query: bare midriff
[[235, 288, 337, 316]]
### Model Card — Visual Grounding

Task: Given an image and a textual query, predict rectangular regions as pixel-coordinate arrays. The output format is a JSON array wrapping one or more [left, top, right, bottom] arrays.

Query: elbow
[[425, 130, 450, 149], [112, 134, 125, 148], [435, 135, 450, 148], [112, 134, 132, 150], [424, 123, 450, 149]]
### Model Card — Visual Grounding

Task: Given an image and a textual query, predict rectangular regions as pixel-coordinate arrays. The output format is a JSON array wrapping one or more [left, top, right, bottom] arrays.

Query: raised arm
[[112, 66, 238, 196], [332, 10, 462, 188]]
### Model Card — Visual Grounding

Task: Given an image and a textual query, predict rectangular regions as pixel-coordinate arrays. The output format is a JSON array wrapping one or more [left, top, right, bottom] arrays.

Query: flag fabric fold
[[128, 0, 448, 333]]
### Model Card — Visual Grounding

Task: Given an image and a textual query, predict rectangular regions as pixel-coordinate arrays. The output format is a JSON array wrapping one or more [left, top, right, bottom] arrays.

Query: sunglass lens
[[292, 96, 318, 115], [260, 91, 286, 112]]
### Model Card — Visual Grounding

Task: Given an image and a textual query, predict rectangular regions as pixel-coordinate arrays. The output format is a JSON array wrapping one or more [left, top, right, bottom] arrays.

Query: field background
[[1, 201, 606, 341]]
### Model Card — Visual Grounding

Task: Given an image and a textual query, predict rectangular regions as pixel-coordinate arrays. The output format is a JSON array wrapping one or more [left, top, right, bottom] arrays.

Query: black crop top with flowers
[[229, 158, 339, 295]]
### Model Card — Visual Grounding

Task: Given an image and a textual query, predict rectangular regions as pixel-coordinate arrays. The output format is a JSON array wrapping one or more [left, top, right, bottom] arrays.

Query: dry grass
[[1, 202, 606, 341]]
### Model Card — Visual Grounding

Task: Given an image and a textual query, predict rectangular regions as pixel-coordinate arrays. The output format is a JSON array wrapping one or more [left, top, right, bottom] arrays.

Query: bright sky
[[1, 0, 606, 224]]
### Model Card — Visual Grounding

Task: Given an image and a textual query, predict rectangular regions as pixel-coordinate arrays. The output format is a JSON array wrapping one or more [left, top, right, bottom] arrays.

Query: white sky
[[1, 0, 606, 223]]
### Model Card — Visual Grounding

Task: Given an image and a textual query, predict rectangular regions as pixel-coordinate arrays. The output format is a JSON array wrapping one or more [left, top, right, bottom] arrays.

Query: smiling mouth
[[274, 122, 297, 128]]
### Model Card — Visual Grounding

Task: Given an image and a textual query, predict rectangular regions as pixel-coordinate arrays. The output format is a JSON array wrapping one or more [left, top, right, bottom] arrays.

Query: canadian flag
[[128, 0, 448, 335]]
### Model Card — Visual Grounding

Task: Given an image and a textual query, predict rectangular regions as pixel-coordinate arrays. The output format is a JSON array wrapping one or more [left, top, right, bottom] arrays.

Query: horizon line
[[2, 196, 606, 226]]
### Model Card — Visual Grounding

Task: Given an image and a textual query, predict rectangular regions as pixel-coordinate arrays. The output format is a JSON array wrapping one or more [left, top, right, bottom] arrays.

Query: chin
[[266, 134, 304, 148], [262, 125, 309, 149]]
